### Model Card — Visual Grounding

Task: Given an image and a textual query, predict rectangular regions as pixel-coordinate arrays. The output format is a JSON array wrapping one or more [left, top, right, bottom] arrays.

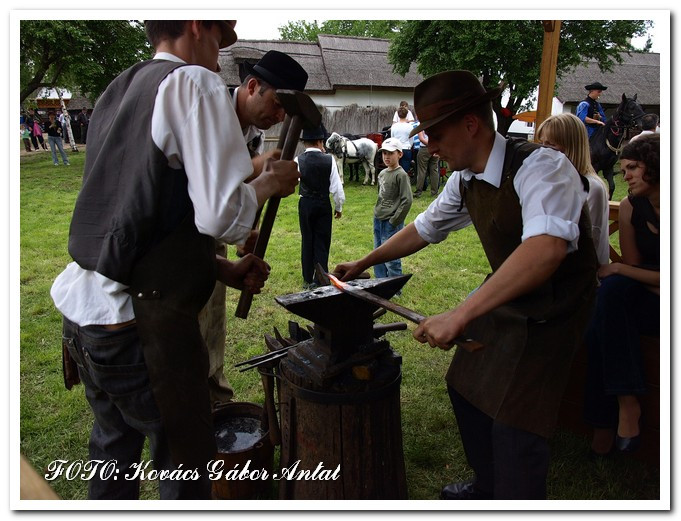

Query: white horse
[[325, 132, 378, 185]]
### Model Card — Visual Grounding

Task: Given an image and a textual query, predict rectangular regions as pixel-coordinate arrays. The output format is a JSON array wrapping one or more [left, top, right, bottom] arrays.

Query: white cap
[[379, 137, 402, 152]]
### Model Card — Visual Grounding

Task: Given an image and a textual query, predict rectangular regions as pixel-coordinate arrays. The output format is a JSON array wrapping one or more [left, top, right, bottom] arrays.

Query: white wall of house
[[506, 97, 567, 138], [310, 90, 413, 113]]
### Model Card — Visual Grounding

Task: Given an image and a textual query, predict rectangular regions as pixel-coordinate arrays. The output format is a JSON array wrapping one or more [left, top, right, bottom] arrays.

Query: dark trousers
[[399, 148, 412, 174], [584, 274, 660, 428], [448, 386, 550, 499], [62, 317, 212, 499], [299, 197, 332, 284], [80, 125, 88, 144]]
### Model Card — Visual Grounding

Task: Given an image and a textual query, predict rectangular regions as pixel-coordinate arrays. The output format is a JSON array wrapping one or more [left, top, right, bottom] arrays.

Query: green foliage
[[20, 20, 151, 105], [19, 153, 655, 501], [388, 20, 652, 135], [279, 20, 402, 41]]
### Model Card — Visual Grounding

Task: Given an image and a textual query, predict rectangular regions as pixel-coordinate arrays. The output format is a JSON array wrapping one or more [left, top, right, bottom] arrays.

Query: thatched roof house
[[556, 51, 660, 115], [218, 34, 423, 113]]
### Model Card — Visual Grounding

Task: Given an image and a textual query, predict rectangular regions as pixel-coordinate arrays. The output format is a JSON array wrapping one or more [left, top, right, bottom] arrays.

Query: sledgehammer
[[235, 90, 322, 319]]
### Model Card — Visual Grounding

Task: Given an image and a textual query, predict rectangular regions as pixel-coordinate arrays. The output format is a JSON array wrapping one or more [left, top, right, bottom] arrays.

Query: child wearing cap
[[373, 137, 413, 280]]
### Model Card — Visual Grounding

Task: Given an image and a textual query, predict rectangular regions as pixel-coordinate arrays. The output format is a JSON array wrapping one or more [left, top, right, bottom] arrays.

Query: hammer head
[[276, 90, 322, 129]]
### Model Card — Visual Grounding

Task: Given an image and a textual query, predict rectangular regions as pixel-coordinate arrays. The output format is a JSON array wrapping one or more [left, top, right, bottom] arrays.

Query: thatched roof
[[316, 34, 421, 90], [556, 51, 659, 107], [219, 39, 332, 92], [218, 34, 422, 93]]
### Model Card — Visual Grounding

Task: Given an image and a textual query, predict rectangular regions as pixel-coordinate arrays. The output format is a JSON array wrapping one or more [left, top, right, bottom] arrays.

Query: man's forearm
[[454, 235, 568, 325]]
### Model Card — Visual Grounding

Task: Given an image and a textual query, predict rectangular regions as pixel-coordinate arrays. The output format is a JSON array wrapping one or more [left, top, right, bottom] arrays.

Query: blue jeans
[[373, 217, 403, 278], [48, 136, 69, 165], [62, 317, 211, 499]]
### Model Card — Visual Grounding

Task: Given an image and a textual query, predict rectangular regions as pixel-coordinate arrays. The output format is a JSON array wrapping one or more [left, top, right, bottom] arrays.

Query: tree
[[20, 20, 151, 105], [279, 20, 402, 41], [387, 20, 652, 135]]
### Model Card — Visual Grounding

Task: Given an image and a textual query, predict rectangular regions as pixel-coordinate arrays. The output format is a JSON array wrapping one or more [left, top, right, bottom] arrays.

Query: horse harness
[[605, 106, 645, 155], [341, 137, 362, 162]]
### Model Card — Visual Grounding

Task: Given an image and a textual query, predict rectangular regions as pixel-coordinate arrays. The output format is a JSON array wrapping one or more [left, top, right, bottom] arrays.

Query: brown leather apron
[[447, 144, 598, 438], [127, 212, 217, 470]]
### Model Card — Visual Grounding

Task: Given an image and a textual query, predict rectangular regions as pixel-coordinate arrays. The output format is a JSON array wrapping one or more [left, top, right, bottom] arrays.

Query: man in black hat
[[335, 70, 597, 500], [50, 20, 300, 499], [294, 123, 345, 289], [200, 50, 309, 408], [232, 50, 308, 161], [576, 81, 608, 139]]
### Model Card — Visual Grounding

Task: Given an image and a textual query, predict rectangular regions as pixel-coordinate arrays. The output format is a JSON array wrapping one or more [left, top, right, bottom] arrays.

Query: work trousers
[[62, 317, 211, 499], [583, 274, 660, 428], [299, 197, 332, 284], [415, 147, 439, 196], [448, 386, 550, 500]]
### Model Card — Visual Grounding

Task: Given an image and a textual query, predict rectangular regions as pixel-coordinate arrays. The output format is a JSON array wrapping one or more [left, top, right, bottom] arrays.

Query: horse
[[325, 132, 378, 185], [589, 93, 646, 199]]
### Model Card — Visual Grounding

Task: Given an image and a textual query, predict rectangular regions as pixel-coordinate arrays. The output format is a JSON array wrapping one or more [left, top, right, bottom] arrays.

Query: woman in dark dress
[[585, 133, 660, 456]]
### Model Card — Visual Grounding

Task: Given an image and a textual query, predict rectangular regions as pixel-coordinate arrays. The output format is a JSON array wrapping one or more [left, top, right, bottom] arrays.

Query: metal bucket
[[211, 402, 274, 499]]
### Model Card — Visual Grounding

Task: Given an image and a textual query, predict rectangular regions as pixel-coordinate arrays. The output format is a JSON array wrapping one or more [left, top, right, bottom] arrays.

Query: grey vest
[[68, 59, 192, 285]]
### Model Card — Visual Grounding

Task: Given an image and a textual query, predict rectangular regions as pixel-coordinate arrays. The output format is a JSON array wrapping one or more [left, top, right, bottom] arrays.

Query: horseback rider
[[576, 81, 608, 139]]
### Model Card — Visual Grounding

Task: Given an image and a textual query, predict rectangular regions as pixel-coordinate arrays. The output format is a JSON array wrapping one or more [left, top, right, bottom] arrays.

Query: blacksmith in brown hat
[[201, 49, 310, 409], [335, 70, 598, 499], [577, 81, 608, 138], [51, 20, 301, 499]]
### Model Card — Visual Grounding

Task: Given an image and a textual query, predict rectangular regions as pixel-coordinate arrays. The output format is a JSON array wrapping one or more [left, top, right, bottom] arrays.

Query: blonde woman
[[536, 113, 610, 265]]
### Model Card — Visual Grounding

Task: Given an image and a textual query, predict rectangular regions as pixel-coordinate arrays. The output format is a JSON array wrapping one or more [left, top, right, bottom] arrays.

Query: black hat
[[585, 82, 608, 91], [243, 50, 308, 91], [301, 123, 327, 141]]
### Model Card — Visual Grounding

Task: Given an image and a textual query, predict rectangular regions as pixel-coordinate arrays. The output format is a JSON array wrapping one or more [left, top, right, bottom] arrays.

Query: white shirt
[[393, 109, 414, 123], [294, 148, 345, 212], [51, 52, 258, 326], [414, 132, 586, 253], [585, 174, 610, 265], [629, 129, 657, 142], [390, 121, 414, 150]]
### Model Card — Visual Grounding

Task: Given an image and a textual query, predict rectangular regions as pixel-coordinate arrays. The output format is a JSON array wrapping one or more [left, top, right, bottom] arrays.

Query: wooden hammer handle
[[235, 115, 304, 319]]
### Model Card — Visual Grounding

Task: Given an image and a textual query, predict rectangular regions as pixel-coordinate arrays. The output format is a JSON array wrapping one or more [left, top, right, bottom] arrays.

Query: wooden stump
[[277, 369, 408, 499]]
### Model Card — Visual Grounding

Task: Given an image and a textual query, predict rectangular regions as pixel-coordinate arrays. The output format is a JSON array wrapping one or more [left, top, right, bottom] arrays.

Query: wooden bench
[[557, 201, 660, 465]]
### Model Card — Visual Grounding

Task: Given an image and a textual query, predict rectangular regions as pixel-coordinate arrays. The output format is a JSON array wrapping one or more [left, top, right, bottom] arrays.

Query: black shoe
[[615, 434, 641, 452], [440, 480, 492, 500]]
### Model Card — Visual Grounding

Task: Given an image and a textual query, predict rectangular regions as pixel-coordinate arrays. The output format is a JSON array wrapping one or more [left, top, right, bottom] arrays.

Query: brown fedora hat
[[410, 70, 503, 137], [217, 20, 237, 49]]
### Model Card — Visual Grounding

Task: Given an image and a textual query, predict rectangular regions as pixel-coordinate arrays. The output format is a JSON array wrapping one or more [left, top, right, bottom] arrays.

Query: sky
[[232, 13, 663, 53]]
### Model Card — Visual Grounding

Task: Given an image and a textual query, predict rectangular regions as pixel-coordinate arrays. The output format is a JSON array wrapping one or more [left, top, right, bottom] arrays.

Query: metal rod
[[326, 272, 484, 352], [237, 349, 290, 372]]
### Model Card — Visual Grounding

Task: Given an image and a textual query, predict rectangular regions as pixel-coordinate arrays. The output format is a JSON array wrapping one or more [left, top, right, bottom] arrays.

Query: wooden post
[[535, 20, 562, 139]]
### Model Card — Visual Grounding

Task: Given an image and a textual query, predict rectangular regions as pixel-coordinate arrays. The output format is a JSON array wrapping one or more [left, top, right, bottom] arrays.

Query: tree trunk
[[56, 88, 78, 152], [496, 113, 513, 137]]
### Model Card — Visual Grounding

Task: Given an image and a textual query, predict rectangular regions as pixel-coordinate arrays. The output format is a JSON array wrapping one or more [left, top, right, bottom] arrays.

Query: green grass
[[19, 152, 657, 501]]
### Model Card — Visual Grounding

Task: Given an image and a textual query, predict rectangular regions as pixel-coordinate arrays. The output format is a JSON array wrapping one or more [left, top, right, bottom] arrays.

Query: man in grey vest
[[202, 50, 309, 409], [50, 20, 300, 499], [335, 70, 597, 499]]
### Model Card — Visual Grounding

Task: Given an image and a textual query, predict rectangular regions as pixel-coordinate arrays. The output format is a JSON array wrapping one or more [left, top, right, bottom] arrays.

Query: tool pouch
[[61, 337, 81, 390]]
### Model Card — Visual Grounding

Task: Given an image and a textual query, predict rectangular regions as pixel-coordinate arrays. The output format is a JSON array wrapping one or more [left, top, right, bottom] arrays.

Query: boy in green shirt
[[373, 137, 413, 278]]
